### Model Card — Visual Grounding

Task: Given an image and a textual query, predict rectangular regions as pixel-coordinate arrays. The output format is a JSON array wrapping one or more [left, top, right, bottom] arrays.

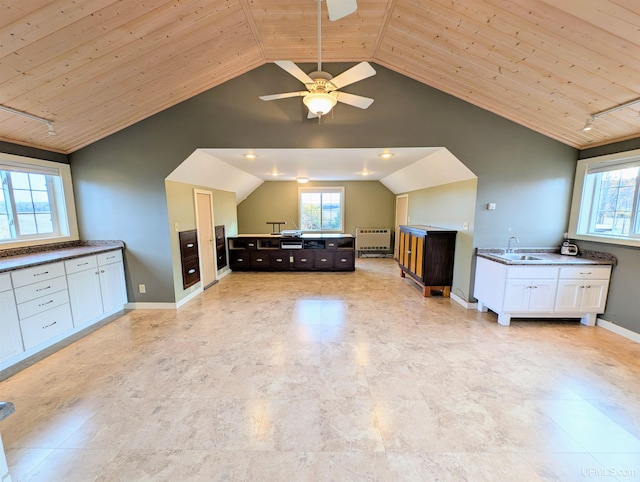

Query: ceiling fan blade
[[274, 60, 314, 85], [259, 91, 308, 101], [326, 0, 357, 21], [335, 91, 374, 109], [329, 62, 376, 90]]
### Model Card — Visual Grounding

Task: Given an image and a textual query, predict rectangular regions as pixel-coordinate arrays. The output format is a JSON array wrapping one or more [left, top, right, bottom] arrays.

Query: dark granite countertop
[[476, 248, 617, 267], [0, 402, 14, 421], [0, 241, 124, 273]]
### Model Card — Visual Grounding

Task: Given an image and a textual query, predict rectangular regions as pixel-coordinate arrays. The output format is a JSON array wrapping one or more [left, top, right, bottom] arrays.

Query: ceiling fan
[[259, 0, 376, 119]]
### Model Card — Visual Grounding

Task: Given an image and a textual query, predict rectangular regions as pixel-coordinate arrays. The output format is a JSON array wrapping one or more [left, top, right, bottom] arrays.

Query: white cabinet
[[66, 251, 127, 327], [475, 257, 612, 327], [0, 273, 23, 363]]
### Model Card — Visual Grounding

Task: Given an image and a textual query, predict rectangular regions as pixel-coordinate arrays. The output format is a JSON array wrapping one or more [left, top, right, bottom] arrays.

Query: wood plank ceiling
[[0, 0, 639, 154]]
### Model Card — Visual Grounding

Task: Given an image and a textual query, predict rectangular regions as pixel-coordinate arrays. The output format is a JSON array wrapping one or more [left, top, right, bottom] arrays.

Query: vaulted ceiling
[[1, 0, 639, 154]]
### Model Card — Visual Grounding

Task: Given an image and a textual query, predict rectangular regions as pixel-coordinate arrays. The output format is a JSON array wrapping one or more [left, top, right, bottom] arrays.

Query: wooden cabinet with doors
[[215, 225, 227, 270], [398, 225, 457, 297]]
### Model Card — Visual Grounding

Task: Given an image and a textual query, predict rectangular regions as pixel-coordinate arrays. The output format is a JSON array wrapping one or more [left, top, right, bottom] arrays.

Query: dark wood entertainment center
[[227, 234, 355, 272]]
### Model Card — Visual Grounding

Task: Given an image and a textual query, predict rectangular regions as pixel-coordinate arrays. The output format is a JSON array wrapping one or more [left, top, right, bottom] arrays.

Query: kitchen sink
[[498, 254, 542, 261]]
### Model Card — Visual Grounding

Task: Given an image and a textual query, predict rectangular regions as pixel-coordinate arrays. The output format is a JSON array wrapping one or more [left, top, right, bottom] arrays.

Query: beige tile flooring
[[1, 258, 640, 481]]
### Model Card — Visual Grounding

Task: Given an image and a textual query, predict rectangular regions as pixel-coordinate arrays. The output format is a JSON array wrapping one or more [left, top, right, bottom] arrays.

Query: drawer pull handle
[[36, 286, 51, 292], [106, 255, 116, 260], [42, 321, 57, 329], [329, 243, 335, 247], [580, 272, 592, 275], [321, 258, 327, 262], [276, 258, 283, 262], [248, 243, 255, 247], [34, 271, 49, 277], [257, 258, 263, 262], [237, 258, 244, 262], [188, 268, 196, 274], [78, 262, 89, 266], [341, 258, 347, 262], [301, 258, 307, 262], [38, 299, 54, 307], [187, 243, 194, 248]]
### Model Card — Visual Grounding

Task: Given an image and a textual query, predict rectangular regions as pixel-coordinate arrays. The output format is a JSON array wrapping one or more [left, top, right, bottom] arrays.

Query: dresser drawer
[[559, 266, 611, 280], [0, 273, 11, 293], [98, 250, 122, 266], [65, 255, 97, 274], [20, 303, 74, 350], [17, 289, 70, 320], [11, 262, 65, 288], [334, 251, 355, 270], [14, 275, 68, 304]]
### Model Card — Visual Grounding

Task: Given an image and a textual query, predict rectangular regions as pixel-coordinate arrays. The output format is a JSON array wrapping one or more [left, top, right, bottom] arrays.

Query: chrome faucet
[[506, 236, 519, 253]]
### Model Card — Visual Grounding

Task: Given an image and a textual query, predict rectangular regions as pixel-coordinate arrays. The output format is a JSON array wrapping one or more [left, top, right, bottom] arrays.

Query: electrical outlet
[[407, 216, 411, 223], [463, 221, 469, 230], [138, 284, 146, 294]]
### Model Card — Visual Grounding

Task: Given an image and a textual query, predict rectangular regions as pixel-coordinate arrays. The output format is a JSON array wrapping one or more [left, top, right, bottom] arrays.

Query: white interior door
[[195, 190, 216, 289], [395, 195, 409, 259]]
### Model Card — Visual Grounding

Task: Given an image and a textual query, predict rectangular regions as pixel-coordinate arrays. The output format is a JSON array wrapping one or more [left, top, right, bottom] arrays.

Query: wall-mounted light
[[582, 96, 640, 132], [0, 104, 56, 136], [296, 177, 309, 183]]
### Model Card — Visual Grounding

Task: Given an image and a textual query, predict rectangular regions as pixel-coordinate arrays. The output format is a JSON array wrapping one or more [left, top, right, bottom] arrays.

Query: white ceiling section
[[1, 1, 639, 154], [168, 147, 476, 202]]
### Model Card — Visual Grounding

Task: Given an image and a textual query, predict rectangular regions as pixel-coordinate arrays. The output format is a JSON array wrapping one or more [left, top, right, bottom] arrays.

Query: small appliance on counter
[[561, 240, 579, 256]]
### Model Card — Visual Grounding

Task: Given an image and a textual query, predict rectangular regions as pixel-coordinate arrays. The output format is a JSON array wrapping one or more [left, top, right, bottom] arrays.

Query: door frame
[[395, 194, 409, 260], [193, 189, 217, 289]]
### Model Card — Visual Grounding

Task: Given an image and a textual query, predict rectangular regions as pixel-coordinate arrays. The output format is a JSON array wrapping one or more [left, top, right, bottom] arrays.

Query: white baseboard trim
[[176, 287, 203, 308], [124, 302, 177, 310], [217, 268, 231, 280], [451, 292, 478, 310], [596, 318, 640, 343]]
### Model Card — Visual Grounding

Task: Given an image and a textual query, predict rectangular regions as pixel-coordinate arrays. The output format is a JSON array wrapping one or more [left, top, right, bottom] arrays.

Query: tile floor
[[1, 258, 639, 481]]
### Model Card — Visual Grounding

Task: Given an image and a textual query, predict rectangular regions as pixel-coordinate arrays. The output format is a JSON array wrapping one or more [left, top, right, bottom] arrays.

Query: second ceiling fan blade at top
[[326, 0, 357, 21]]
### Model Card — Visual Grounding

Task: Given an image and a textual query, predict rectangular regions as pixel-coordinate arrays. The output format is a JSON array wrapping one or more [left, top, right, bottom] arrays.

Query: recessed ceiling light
[[359, 170, 370, 176], [296, 177, 309, 184], [379, 152, 393, 160], [270, 170, 279, 177], [244, 152, 257, 160]]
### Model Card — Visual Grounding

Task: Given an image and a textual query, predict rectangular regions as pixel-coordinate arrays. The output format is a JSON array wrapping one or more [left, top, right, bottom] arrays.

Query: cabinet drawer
[[20, 303, 74, 350], [559, 266, 611, 280], [11, 262, 65, 288], [250, 252, 270, 270], [269, 252, 290, 270], [313, 251, 335, 268], [65, 255, 97, 274], [14, 275, 68, 304], [292, 252, 313, 270], [181, 257, 200, 289], [506, 266, 558, 279], [0, 273, 11, 293], [179, 230, 199, 259], [17, 289, 70, 320], [334, 251, 355, 270], [97, 250, 122, 266]]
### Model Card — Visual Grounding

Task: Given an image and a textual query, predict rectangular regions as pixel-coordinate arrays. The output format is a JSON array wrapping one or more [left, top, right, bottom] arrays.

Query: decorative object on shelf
[[266, 221, 287, 235]]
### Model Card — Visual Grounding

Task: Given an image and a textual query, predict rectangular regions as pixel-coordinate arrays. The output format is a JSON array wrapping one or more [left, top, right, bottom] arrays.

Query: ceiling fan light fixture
[[303, 93, 337, 116]]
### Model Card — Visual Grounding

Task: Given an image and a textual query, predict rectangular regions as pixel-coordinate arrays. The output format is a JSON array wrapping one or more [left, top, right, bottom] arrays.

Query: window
[[299, 187, 345, 232], [569, 149, 640, 247], [0, 153, 78, 247]]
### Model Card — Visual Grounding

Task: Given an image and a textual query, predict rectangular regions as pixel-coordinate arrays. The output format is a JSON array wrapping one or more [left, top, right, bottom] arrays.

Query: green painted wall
[[165, 181, 237, 303], [405, 179, 478, 302], [237, 180, 395, 236]]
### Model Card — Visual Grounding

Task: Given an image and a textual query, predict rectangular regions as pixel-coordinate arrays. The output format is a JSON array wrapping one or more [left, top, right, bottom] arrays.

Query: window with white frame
[[299, 186, 345, 232], [569, 149, 640, 246], [0, 154, 77, 245]]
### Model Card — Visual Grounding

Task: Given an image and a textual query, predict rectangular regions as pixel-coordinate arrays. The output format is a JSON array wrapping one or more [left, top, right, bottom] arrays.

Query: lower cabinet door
[[581, 280, 609, 312], [99, 262, 127, 313], [68, 268, 103, 326], [20, 303, 74, 350], [0, 290, 23, 363]]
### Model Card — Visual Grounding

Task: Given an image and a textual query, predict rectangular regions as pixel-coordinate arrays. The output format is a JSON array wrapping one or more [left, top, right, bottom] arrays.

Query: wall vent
[[355, 228, 392, 254]]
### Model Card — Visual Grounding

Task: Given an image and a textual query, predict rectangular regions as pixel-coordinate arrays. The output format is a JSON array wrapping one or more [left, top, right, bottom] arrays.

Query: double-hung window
[[0, 153, 77, 246], [299, 186, 345, 232], [569, 149, 640, 246]]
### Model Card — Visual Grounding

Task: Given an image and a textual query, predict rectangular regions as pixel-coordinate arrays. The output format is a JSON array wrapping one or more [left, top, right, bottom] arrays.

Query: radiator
[[355, 228, 392, 252]]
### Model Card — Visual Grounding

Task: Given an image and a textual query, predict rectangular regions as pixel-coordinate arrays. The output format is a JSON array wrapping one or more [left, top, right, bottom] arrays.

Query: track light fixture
[[0, 104, 57, 136], [582, 96, 640, 132]]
